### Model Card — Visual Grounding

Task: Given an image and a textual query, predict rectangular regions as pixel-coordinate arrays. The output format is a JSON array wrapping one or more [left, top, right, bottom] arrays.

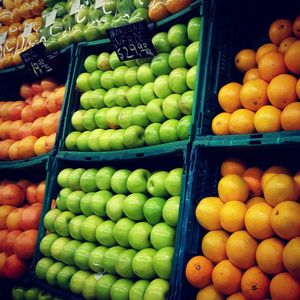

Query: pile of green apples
[[12, 286, 62, 300], [35, 165, 182, 300], [64, 17, 200, 151], [40, 0, 150, 51]]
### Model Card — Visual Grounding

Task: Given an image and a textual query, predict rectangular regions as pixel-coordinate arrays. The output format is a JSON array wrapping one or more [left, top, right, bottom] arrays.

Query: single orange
[[256, 43, 278, 63], [254, 105, 282, 133], [293, 15, 300, 37], [235, 49, 257, 73], [269, 19, 293, 45], [281, 102, 300, 131], [218, 82, 242, 113], [243, 68, 261, 83], [220, 158, 247, 177], [283, 237, 300, 279], [284, 40, 300, 74], [228, 109, 255, 134], [212, 112, 231, 135]]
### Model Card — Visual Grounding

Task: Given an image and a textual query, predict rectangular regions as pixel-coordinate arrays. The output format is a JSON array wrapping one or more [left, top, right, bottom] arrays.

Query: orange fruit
[[226, 292, 246, 300], [293, 15, 300, 37], [228, 109, 255, 134], [201, 230, 229, 264], [246, 196, 265, 208], [270, 272, 300, 300], [185, 255, 214, 288], [195, 197, 223, 230], [267, 74, 298, 109], [293, 171, 300, 194], [243, 68, 261, 83], [196, 284, 225, 300], [240, 79, 269, 111], [297, 78, 300, 98], [258, 51, 288, 82], [269, 19, 293, 45], [283, 237, 300, 279], [242, 167, 263, 196], [212, 112, 231, 135], [245, 202, 274, 240], [281, 102, 300, 131], [226, 230, 258, 269], [256, 237, 285, 275], [218, 82, 242, 113], [234, 49, 257, 73], [271, 201, 300, 240], [278, 37, 297, 53], [284, 40, 300, 74], [212, 260, 243, 295], [219, 201, 247, 233], [261, 166, 292, 190], [218, 174, 249, 203], [241, 266, 270, 300], [263, 174, 298, 207], [256, 43, 278, 63], [254, 105, 282, 133], [220, 158, 247, 177]]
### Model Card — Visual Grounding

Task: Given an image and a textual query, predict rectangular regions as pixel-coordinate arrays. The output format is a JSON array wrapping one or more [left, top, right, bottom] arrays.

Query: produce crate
[[196, 0, 300, 146], [57, 0, 208, 160], [30, 147, 191, 300], [177, 141, 300, 299]]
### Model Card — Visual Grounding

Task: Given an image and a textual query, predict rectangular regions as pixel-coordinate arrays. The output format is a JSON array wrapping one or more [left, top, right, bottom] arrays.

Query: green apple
[[125, 67, 139, 87], [69, 215, 86, 240], [127, 85, 143, 106], [109, 51, 125, 70], [80, 193, 94, 217], [153, 75, 172, 99], [82, 274, 98, 300], [38, 291, 53, 300], [167, 24, 188, 47], [57, 168, 73, 188], [159, 119, 179, 143], [104, 88, 118, 107], [111, 169, 131, 194], [113, 218, 135, 247], [118, 107, 134, 129], [185, 41, 199, 67], [81, 215, 103, 242], [80, 168, 97, 192], [144, 123, 162, 146], [71, 23, 86, 43], [72, 110, 86, 131], [179, 91, 194, 115], [88, 70, 102, 91], [152, 32, 171, 53], [140, 82, 156, 104], [12, 286, 25, 300], [96, 166, 116, 190], [77, 131, 92, 151], [84, 22, 101, 41], [91, 190, 113, 217], [95, 274, 118, 300], [127, 168, 151, 193], [147, 171, 169, 197], [122, 193, 147, 221], [77, 73, 92, 92], [162, 94, 183, 119], [35, 257, 55, 280], [129, 7, 149, 23], [129, 280, 150, 300], [46, 261, 65, 286], [44, 209, 61, 233], [99, 129, 115, 151], [132, 248, 157, 279], [65, 132, 81, 151], [90, 89, 106, 109], [137, 64, 155, 85], [150, 222, 176, 250], [144, 278, 169, 300], [107, 106, 123, 129], [80, 91, 94, 109], [151, 53, 171, 76], [123, 126, 145, 149], [177, 115, 192, 140], [74, 242, 96, 270], [101, 71, 115, 90], [168, 46, 188, 69], [89, 245, 108, 272], [131, 105, 150, 128], [110, 129, 126, 150], [88, 129, 105, 151], [146, 99, 166, 123], [61, 239, 82, 265], [95, 107, 109, 129], [116, 86, 130, 107], [70, 270, 91, 295], [102, 245, 125, 274], [186, 66, 197, 90], [97, 52, 111, 71], [165, 168, 183, 196], [106, 194, 126, 221], [169, 68, 188, 94], [40, 233, 59, 257], [54, 211, 76, 236], [66, 191, 85, 214], [163, 196, 179, 226], [84, 54, 98, 73], [113, 66, 129, 87], [110, 278, 134, 300], [57, 265, 77, 291], [188, 17, 201, 42], [115, 249, 137, 278], [99, 14, 113, 36], [143, 197, 166, 225], [96, 220, 117, 247], [128, 222, 153, 250]]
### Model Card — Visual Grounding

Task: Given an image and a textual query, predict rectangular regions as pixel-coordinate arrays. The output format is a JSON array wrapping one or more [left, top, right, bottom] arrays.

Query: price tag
[[45, 9, 57, 28], [0, 31, 7, 45], [107, 21, 156, 61], [95, 0, 105, 9], [70, 0, 80, 15], [22, 23, 33, 37]]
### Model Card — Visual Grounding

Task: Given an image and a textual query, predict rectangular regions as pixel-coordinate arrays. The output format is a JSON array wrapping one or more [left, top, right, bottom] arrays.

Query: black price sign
[[107, 21, 156, 61]]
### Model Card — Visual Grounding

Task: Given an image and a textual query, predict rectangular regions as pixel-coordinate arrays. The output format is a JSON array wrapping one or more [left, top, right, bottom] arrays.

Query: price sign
[[107, 21, 156, 61], [22, 22, 33, 37], [70, 0, 80, 15], [45, 9, 57, 28], [0, 31, 7, 45], [95, 0, 104, 9]]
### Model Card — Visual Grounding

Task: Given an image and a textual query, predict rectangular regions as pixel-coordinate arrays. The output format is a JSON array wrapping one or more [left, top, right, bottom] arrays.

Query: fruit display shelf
[[195, 0, 300, 146], [178, 140, 300, 299], [56, 0, 207, 160], [30, 147, 190, 300]]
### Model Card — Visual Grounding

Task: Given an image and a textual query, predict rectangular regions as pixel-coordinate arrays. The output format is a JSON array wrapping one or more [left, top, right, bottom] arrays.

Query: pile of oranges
[[186, 158, 300, 300], [212, 15, 300, 135]]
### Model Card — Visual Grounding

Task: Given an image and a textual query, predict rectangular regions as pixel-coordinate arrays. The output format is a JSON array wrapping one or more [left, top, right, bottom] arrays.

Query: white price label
[[0, 31, 7, 45], [45, 9, 57, 28], [22, 23, 33, 37], [95, 0, 105, 9], [70, 0, 80, 15]]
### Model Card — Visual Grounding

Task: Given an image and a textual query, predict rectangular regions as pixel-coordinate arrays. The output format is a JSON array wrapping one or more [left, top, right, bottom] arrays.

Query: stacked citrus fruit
[[186, 158, 300, 300], [212, 15, 300, 135]]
